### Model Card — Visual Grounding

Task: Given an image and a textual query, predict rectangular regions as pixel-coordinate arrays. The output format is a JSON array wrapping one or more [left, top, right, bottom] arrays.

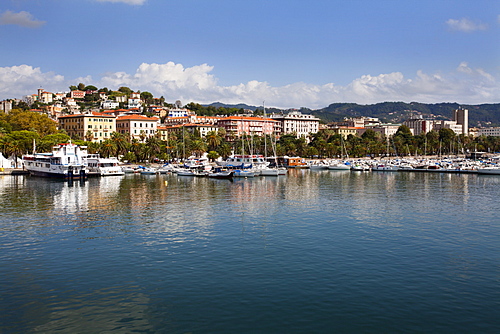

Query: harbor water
[[1, 170, 499, 333]]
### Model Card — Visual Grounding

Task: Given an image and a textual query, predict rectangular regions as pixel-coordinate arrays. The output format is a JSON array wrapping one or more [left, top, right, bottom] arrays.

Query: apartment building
[[116, 114, 159, 141], [58, 111, 116, 142], [270, 110, 319, 140]]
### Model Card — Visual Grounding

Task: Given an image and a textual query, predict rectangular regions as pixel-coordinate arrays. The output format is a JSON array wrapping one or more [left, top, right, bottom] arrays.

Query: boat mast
[[263, 101, 267, 159]]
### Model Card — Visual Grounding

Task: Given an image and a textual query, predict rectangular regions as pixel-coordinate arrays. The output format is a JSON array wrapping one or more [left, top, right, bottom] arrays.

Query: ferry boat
[[85, 155, 124, 176], [22, 143, 88, 179]]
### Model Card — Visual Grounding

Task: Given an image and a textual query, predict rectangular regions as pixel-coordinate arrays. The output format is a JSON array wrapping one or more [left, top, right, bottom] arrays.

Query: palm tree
[[206, 131, 221, 151], [0, 137, 23, 168], [189, 139, 207, 158], [145, 136, 162, 162], [111, 132, 129, 157], [99, 140, 116, 158]]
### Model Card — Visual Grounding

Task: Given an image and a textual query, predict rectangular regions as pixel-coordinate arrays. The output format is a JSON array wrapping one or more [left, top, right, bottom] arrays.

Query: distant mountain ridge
[[207, 102, 500, 127]]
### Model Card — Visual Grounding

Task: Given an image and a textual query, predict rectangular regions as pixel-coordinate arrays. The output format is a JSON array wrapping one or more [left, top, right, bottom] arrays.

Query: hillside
[[208, 102, 500, 127]]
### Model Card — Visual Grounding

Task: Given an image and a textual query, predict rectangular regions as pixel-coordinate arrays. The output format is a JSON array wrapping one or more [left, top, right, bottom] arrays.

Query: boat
[[371, 164, 399, 171], [85, 155, 124, 176], [22, 143, 87, 179], [308, 160, 330, 170], [233, 169, 256, 177], [328, 161, 351, 170], [208, 168, 234, 179], [259, 167, 279, 176], [477, 165, 500, 175], [216, 154, 270, 169], [122, 166, 139, 173], [139, 166, 158, 175]]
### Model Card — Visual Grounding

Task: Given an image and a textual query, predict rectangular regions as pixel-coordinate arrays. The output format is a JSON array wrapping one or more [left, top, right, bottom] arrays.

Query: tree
[[77, 83, 86, 91], [207, 150, 220, 161], [140, 91, 154, 105], [118, 86, 132, 95], [205, 131, 222, 151], [6, 109, 58, 136]]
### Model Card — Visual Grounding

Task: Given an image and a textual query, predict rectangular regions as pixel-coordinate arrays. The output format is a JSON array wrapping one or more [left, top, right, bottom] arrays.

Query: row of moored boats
[[307, 157, 500, 174]]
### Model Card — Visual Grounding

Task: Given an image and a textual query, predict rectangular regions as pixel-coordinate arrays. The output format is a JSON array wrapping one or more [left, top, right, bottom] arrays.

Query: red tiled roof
[[117, 115, 159, 121], [58, 112, 115, 119]]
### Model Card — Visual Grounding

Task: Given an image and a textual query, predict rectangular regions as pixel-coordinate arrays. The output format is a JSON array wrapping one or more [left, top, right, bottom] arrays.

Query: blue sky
[[0, 0, 498, 109]]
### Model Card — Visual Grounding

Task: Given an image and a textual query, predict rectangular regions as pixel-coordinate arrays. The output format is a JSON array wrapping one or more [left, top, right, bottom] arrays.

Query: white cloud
[[0, 65, 65, 97], [446, 18, 487, 32], [0, 62, 498, 109], [96, 0, 146, 5], [0, 10, 45, 28]]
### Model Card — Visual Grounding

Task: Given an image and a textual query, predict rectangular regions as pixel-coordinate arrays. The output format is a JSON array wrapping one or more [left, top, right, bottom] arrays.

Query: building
[[404, 108, 469, 136], [362, 124, 402, 138], [216, 116, 279, 141], [453, 107, 469, 135], [0, 100, 12, 113], [116, 114, 159, 141], [58, 111, 116, 143], [127, 93, 141, 109], [329, 126, 360, 139], [270, 110, 319, 140], [403, 116, 434, 136], [40, 91, 54, 104], [477, 127, 500, 137], [70, 90, 86, 99], [164, 115, 221, 126], [167, 108, 195, 118], [432, 120, 464, 135], [162, 123, 220, 140], [101, 100, 120, 109]]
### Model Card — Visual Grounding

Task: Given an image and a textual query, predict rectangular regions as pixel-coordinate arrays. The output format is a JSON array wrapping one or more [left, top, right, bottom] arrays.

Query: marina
[[1, 170, 499, 333]]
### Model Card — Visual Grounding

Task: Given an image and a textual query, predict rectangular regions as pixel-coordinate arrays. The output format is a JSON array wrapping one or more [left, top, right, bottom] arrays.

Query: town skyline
[[0, 0, 499, 108]]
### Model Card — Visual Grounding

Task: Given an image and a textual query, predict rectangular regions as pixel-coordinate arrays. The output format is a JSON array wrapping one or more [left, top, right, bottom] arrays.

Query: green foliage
[[3, 109, 58, 136], [118, 86, 132, 95]]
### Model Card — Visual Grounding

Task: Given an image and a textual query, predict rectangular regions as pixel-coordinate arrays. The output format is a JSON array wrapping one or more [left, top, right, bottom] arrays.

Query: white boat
[[277, 167, 288, 175], [259, 167, 279, 176], [122, 166, 139, 173], [308, 161, 330, 170], [351, 163, 370, 171], [182, 157, 213, 172], [208, 167, 233, 179], [85, 155, 124, 176], [233, 169, 256, 177], [371, 163, 400, 171], [328, 161, 351, 170], [139, 167, 158, 175], [216, 155, 270, 169], [22, 143, 88, 179], [477, 165, 500, 175]]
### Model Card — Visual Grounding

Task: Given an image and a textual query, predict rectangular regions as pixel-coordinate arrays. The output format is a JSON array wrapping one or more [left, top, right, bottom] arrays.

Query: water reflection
[[1, 171, 499, 333]]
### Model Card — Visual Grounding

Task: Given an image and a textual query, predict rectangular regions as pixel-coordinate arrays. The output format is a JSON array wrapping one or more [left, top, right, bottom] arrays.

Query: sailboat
[[259, 102, 279, 176], [328, 136, 350, 170]]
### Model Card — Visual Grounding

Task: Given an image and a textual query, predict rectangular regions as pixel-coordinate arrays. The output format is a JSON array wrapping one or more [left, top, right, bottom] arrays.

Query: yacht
[[85, 155, 124, 176], [22, 143, 88, 179], [216, 155, 270, 169]]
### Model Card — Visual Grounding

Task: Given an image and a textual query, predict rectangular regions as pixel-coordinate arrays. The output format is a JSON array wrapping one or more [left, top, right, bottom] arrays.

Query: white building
[[167, 108, 195, 118], [101, 100, 120, 109], [116, 114, 159, 141], [270, 110, 320, 140], [477, 127, 500, 137], [403, 108, 469, 136]]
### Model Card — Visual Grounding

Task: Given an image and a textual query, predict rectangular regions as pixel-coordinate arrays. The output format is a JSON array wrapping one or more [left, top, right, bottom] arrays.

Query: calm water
[[1, 170, 499, 333]]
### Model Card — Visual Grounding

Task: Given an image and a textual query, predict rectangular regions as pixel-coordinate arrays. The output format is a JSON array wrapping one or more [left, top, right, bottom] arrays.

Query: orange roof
[[117, 115, 159, 121], [58, 111, 115, 119]]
